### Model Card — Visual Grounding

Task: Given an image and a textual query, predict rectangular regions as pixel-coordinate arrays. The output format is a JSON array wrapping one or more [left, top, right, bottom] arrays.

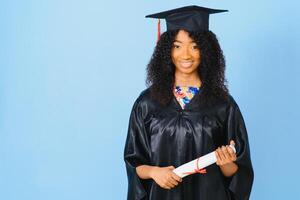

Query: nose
[[181, 46, 191, 59]]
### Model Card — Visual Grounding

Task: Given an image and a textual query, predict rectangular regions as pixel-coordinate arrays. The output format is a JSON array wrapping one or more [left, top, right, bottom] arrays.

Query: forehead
[[174, 30, 195, 43]]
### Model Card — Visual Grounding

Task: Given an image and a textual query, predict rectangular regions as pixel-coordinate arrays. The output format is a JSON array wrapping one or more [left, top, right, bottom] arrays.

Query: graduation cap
[[145, 5, 228, 41]]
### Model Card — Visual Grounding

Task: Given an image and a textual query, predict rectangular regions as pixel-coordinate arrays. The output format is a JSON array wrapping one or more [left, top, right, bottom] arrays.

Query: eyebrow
[[174, 40, 182, 43], [174, 40, 197, 44]]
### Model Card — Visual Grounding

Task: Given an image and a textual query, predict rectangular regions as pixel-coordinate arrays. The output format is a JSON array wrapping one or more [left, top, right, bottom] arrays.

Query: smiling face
[[171, 30, 201, 76]]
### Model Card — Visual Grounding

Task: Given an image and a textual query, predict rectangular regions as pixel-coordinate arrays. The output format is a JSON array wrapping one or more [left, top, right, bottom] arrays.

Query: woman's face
[[171, 30, 201, 75]]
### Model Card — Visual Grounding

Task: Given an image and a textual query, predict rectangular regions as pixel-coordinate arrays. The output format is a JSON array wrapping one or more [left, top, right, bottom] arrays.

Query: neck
[[174, 71, 201, 87]]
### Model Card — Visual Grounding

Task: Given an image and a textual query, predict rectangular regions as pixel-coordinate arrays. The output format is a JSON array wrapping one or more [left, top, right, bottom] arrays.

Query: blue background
[[1, 0, 299, 199]]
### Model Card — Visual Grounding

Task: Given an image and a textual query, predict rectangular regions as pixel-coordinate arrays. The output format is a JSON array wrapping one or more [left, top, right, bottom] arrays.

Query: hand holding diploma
[[149, 166, 182, 190], [173, 140, 238, 178], [143, 141, 238, 190], [215, 140, 239, 177], [215, 140, 237, 166]]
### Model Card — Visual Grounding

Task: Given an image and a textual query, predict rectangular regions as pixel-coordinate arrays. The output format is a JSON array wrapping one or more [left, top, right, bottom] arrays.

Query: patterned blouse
[[173, 86, 200, 109]]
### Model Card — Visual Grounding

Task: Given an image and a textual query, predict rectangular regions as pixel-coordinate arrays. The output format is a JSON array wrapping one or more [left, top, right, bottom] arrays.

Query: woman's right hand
[[150, 166, 182, 190]]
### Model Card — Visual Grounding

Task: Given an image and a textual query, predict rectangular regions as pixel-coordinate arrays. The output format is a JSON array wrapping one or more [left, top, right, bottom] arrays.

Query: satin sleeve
[[124, 99, 151, 200], [226, 99, 254, 200]]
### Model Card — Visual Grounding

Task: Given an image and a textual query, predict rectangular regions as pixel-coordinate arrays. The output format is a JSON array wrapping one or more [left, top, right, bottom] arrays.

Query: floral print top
[[173, 86, 200, 109]]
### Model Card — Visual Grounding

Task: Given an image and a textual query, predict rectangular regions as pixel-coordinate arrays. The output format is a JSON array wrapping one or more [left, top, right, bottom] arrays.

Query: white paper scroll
[[173, 145, 236, 178]]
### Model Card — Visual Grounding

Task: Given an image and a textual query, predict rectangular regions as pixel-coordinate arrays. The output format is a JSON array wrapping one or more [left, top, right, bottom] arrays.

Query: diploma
[[173, 145, 236, 178]]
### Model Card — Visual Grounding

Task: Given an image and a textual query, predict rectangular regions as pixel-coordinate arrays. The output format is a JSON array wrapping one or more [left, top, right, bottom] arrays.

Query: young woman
[[124, 6, 254, 200]]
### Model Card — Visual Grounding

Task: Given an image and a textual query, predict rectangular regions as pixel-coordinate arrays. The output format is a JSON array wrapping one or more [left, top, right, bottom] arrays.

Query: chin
[[177, 67, 198, 74]]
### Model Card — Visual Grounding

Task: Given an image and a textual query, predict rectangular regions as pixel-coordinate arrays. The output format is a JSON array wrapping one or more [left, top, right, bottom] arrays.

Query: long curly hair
[[146, 29, 229, 107]]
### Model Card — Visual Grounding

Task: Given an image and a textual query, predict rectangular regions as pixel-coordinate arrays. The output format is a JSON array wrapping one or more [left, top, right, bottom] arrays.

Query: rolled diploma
[[173, 145, 236, 178]]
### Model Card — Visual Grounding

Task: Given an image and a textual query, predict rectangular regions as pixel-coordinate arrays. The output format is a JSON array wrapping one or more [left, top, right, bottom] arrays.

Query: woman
[[124, 5, 254, 200]]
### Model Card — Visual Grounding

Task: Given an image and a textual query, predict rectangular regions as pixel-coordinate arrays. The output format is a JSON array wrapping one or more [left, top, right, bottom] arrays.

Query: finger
[[168, 178, 178, 187], [171, 173, 182, 182], [226, 146, 235, 160], [158, 181, 170, 190], [165, 180, 175, 188], [162, 180, 172, 189], [167, 174, 178, 185], [232, 155, 237, 161], [231, 153, 237, 161], [218, 147, 226, 160], [227, 145, 236, 157], [223, 146, 231, 159], [163, 185, 171, 190], [215, 149, 221, 165], [217, 148, 224, 162], [227, 146, 235, 161], [227, 145, 234, 154], [168, 166, 175, 170]]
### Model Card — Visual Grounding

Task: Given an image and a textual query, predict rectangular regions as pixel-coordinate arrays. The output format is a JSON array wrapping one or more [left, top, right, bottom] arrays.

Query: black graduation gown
[[124, 88, 254, 200]]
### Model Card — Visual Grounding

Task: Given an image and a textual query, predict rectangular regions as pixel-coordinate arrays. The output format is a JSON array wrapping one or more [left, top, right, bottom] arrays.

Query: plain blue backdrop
[[1, 0, 299, 199]]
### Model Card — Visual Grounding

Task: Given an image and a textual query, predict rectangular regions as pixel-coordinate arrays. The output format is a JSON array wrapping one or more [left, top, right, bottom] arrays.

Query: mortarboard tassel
[[157, 19, 161, 42]]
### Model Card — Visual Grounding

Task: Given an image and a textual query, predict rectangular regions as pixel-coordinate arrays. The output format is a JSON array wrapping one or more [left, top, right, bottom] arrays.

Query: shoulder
[[227, 94, 239, 108], [131, 87, 157, 117], [223, 94, 244, 117], [134, 87, 152, 107], [210, 94, 241, 115], [209, 94, 246, 124], [210, 94, 238, 108]]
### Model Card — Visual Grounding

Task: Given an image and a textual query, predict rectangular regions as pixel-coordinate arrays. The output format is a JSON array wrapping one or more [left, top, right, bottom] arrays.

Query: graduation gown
[[124, 88, 254, 200]]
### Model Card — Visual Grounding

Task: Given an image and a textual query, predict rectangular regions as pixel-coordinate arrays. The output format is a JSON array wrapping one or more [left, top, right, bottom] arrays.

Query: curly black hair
[[146, 29, 229, 107]]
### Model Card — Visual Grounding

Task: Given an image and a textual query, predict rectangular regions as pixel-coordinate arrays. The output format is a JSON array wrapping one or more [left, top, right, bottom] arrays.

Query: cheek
[[171, 51, 179, 63], [196, 52, 201, 65], [170, 50, 175, 60], [193, 52, 201, 66], [197, 55, 201, 65], [171, 50, 177, 58]]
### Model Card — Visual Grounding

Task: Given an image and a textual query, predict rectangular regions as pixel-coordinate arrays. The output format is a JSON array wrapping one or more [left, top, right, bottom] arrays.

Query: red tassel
[[157, 19, 161, 43]]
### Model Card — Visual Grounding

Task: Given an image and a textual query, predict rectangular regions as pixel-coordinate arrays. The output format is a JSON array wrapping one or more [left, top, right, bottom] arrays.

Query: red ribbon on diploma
[[182, 158, 207, 175]]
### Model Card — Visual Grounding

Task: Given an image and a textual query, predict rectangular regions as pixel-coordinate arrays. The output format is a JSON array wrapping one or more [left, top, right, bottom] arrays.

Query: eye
[[173, 44, 181, 49], [192, 45, 199, 50]]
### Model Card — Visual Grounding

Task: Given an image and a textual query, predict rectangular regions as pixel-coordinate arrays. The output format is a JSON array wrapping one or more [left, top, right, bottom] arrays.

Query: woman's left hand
[[215, 140, 237, 166]]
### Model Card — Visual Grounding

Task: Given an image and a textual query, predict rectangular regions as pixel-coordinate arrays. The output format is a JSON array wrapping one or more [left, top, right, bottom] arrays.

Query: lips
[[179, 61, 193, 68]]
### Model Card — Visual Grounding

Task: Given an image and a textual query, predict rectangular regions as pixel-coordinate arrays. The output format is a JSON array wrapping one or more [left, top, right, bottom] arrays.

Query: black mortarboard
[[146, 5, 228, 34]]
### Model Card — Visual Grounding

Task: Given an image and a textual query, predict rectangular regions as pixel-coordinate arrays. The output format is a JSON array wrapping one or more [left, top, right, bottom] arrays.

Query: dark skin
[[136, 30, 238, 190]]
